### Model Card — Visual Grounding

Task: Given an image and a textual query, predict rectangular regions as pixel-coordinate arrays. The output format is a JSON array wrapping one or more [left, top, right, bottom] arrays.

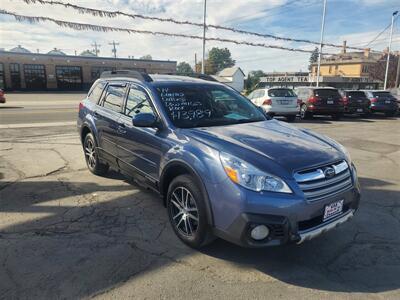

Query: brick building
[[0, 46, 176, 91]]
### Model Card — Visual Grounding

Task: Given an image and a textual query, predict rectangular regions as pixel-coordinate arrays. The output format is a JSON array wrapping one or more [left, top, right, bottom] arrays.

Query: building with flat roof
[[0, 47, 176, 91]]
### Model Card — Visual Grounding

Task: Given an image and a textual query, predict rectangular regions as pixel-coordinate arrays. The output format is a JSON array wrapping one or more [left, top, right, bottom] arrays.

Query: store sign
[[261, 76, 309, 83]]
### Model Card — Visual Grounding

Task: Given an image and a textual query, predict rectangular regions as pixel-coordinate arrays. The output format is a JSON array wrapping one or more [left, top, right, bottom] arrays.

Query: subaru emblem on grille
[[324, 167, 336, 179]]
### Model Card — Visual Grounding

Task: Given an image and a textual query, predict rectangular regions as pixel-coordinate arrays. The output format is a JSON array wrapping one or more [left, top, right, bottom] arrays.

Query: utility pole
[[109, 41, 119, 58], [316, 0, 327, 87], [201, 0, 207, 74], [384, 11, 398, 90], [91, 42, 101, 56]]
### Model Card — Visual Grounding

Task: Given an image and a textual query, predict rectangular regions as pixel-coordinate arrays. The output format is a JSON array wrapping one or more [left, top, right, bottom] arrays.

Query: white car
[[247, 88, 299, 122]]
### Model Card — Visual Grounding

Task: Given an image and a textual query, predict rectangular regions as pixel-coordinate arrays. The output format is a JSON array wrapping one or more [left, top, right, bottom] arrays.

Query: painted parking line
[[0, 121, 76, 129]]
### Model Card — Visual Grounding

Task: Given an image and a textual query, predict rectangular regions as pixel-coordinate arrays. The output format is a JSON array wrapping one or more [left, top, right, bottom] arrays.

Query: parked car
[[361, 90, 398, 117], [247, 88, 299, 122], [340, 90, 371, 116], [0, 89, 5, 103], [295, 87, 344, 120], [78, 70, 360, 248]]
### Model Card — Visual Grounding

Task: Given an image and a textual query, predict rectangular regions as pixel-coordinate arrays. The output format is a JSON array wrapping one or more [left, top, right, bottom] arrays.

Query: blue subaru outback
[[77, 70, 360, 248]]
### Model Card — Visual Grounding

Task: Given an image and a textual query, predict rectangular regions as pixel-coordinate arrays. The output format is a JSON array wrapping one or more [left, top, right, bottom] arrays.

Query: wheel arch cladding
[[160, 160, 214, 226]]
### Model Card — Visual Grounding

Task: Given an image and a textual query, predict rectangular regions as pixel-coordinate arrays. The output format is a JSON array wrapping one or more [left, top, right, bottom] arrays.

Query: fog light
[[250, 225, 270, 240]]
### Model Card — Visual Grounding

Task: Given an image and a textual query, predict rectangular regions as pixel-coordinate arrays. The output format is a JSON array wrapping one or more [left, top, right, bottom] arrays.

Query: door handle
[[117, 123, 127, 134]]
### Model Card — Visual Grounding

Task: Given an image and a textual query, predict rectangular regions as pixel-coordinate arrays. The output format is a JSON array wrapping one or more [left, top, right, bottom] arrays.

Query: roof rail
[[181, 73, 218, 82], [100, 70, 153, 82]]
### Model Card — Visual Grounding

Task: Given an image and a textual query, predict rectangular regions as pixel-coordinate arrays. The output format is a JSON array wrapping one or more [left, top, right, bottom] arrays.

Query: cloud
[[0, 0, 393, 74]]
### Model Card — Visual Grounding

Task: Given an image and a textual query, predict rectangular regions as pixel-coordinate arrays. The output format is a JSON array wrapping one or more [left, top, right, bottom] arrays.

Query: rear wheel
[[385, 111, 396, 117], [83, 133, 109, 176], [300, 104, 312, 120], [331, 113, 343, 121], [167, 175, 214, 248], [286, 115, 296, 122]]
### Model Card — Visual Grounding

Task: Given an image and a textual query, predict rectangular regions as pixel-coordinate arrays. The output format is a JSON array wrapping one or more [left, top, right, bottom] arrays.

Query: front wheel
[[167, 175, 214, 248]]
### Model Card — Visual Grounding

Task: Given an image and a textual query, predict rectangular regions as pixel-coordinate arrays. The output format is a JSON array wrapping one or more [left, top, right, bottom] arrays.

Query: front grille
[[294, 161, 353, 202]]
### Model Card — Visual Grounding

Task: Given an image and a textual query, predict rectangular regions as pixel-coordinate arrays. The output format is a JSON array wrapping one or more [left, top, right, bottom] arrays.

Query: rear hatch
[[346, 91, 369, 108], [268, 88, 297, 108], [313, 89, 342, 107], [372, 91, 396, 105]]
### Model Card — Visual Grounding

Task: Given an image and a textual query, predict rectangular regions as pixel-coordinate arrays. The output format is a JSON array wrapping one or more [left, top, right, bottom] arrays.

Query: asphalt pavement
[[0, 93, 400, 299]]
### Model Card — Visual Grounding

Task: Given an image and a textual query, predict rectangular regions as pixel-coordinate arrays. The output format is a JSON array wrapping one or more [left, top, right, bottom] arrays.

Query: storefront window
[[55, 66, 83, 90], [91, 66, 115, 82], [0, 63, 4, 89], [24, 64, 46, 90], [9, 63, 21, 90]]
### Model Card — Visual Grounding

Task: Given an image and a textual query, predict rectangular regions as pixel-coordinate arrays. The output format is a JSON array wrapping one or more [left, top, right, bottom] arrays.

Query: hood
[[183, 120, 344, 175]]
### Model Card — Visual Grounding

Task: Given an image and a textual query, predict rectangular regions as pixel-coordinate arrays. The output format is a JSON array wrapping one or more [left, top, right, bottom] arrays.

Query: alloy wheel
[[169, 187, 199, 237], [85, 138, 96, 169]]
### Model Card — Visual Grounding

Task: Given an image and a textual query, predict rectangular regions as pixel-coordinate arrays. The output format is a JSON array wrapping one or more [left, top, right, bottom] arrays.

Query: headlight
[[219, 152, 292, 193]]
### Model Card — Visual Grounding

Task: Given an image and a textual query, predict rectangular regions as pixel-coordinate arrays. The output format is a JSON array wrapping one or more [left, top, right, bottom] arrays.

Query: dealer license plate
[[357, 108, 363, 112], [323, 200, 344, 221], [327, 100, 334, 104]]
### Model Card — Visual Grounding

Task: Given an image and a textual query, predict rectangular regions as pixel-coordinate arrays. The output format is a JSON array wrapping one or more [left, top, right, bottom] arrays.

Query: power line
[[1, 9, 331, 54], [18, 0, 369, 51], [364, 14, 399, 47]]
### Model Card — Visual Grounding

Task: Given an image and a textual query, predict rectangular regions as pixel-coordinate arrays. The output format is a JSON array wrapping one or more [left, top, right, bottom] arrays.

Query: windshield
[[156, 85, 267, 128], [268, 88, 296, 97]]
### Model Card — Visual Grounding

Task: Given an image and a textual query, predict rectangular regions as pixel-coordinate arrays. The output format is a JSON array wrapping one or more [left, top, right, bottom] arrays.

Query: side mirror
[[132, 113, 159, 128]]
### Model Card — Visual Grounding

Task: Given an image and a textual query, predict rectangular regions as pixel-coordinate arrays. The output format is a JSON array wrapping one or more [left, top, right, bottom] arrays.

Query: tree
[[308, 47, 319, 71], [245, 70, 265, 92], [176, 62, 194, 75], [208, 47, 235, 74], [140, 54, 152, 60], [369, 53, 399, 89]]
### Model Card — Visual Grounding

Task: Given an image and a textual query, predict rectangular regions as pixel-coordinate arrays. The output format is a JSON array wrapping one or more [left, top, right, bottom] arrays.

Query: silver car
[[247, 88, 299, 122]]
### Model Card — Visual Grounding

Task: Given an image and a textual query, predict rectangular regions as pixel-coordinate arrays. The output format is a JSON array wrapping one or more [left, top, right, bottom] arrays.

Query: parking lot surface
[[0, 94, 400, 299]]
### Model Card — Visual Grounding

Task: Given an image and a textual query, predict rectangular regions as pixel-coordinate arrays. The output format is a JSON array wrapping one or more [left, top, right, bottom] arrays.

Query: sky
[[0, 0, 399, 74]]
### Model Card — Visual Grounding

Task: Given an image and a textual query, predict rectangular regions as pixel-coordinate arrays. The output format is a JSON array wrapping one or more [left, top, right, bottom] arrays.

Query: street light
[[384, 10, 398, 90], [316, 0, 327, 87]]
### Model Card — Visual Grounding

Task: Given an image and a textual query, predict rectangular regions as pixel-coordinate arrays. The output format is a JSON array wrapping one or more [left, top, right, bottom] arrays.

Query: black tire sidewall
[[83, 133, 108, 175], [166, 174, 210, 248]]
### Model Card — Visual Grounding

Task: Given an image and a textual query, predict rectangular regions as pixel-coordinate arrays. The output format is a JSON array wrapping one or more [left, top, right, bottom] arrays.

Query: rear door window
[[101, 84, 126, 113], [268, 88, 296, 97]]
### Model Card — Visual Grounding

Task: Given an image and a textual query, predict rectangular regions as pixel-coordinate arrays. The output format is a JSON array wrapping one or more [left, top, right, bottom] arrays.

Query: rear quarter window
[[88, 82, 105, 103]]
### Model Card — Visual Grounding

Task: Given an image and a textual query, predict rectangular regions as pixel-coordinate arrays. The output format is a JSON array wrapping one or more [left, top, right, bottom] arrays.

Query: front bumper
[[211, 165, 361, 248]]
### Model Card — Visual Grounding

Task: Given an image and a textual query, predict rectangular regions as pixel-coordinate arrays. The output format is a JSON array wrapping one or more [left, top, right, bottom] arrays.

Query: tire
[[300, 104, 312, 120], [286, 115, 296, 122], [385, 111, 396, 117], [331, 113, 343, 121], [83, 132, 109, 176], [167, 174, 214, 248]]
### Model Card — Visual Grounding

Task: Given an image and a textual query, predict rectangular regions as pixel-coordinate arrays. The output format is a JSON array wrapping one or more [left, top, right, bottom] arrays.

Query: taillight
[[370, 98, 378, 103], [263, 99, 272, 105], [79, 102, 84, 110], [308, 96, 320, 104], [342, 96, 349, 105]]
